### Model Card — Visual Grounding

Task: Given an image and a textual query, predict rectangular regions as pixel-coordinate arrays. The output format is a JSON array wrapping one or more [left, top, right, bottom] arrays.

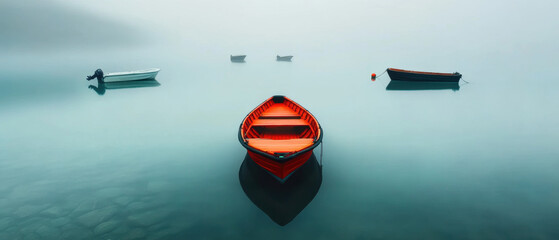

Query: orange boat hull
[[247, 150, 314, 181]]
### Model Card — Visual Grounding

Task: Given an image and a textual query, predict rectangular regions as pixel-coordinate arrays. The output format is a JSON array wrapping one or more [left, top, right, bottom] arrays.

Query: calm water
[[1, 0, 559, 239]]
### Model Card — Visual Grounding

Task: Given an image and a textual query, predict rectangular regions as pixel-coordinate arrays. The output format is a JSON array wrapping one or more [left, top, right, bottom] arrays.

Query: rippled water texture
[[1, 0, 558, 239]]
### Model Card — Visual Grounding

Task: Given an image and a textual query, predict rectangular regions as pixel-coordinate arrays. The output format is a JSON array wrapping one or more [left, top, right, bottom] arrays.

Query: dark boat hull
[[387, 68, 461, 82]]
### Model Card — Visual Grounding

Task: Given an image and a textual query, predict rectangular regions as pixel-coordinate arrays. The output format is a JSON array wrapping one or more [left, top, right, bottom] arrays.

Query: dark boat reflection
[[88, 79, 160, 95], [239, 153, 322, 226], [386, 80, 460, 91]]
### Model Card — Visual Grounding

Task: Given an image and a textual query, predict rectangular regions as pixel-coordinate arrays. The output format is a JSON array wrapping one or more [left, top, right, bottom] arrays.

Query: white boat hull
[[103, 68, 160, 82]]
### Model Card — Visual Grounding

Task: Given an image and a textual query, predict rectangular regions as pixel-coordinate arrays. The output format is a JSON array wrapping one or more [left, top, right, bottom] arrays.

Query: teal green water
[[1, 0, 559, 239]]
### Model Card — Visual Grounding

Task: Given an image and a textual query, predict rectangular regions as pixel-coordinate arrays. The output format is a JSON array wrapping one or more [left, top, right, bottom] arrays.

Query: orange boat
[[239, 96, 323, 182]]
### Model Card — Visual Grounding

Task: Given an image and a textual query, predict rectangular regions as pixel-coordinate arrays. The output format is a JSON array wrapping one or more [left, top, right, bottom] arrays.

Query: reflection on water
[[88, 80, 161, 95], [239, 153, 322, 226], [386, 80, 460, 91]]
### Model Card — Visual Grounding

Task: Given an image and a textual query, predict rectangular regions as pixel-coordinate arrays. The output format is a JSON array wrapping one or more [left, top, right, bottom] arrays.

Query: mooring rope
[[461, 77, 470, 84], [376, 69, 388, 79]]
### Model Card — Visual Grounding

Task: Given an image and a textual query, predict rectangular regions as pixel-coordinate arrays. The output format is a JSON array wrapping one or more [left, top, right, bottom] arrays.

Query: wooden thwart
[[259, 104, 300, 119], [251, 119, 308, 127], [247, 138, 314, 153]]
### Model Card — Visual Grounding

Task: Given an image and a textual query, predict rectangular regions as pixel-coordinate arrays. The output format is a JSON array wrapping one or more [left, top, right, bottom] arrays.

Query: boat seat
[[251, 119, 308, 127], [259, 104, 300, 119], [246, 138, 315, 153]]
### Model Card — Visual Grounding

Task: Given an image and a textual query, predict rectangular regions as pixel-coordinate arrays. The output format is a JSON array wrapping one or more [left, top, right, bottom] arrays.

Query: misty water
[[1, 0, 559, 239]]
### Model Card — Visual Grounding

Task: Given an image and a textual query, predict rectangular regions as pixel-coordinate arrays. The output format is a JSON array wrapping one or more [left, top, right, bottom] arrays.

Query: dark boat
[[387, 68, 462, 82], [239, 153, 322, 226], [238, 95, 323, 182], [386, 80, 460, 91]]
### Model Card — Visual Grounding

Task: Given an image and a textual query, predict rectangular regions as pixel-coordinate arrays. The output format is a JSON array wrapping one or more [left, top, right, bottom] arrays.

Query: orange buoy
[[371, 73, 376, 81]]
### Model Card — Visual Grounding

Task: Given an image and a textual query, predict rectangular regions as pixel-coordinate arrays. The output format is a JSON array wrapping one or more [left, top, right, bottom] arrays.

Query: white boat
[[276, 55, 293, 61], [231, 55, 246, 62], [102, 68, 160, 82]]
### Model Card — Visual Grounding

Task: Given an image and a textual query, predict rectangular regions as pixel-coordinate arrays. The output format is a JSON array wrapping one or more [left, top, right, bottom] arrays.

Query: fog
[[4, 0, 558, 64]]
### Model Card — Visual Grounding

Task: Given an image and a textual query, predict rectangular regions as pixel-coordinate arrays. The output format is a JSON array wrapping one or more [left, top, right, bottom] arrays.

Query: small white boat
[[231, 55, 247, 62], [276, 55, 293, 61], [102, 68, 160, 82]]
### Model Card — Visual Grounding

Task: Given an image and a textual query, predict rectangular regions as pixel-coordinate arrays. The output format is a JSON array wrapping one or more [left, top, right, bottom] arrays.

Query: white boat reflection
[[88, 79, 160, 95]]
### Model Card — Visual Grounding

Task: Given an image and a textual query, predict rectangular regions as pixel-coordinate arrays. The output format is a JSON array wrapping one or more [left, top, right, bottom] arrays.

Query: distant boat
[[386, 80, 460, 91], [276, 55, 293, 61], [239, 95, 323, 183], [103, 68, 160, 82], [231, 55, 247, 62], [387, 68, 462, 82]]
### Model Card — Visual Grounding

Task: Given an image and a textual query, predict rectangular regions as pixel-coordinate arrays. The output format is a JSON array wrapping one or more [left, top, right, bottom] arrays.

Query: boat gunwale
[[240, 96, 321, 142], [388, 68, 460, 76], [104, 72, 158, 78], [103, 68, 160, 77], [238, 96, 323, 163]]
